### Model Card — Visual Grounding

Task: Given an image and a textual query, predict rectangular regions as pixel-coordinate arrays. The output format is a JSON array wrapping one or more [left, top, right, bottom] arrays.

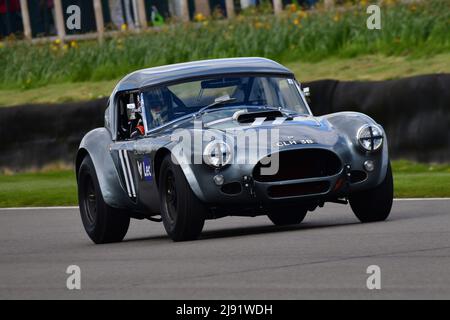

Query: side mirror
[[303, 87, 310, 97], [303, 87, 312, 105]]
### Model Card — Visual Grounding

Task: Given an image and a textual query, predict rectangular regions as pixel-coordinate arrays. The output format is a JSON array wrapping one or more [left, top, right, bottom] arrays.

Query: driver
[[128, 96, 145, 139], [130, 117, 145, 139]]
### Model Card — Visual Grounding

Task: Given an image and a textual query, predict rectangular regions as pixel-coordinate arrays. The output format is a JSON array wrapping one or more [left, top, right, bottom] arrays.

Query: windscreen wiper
[[261, 105, 299, 116], [195, 95, 237, 116]]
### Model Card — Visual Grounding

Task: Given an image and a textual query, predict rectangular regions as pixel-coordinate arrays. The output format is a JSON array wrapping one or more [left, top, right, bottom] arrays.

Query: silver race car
[[76, 58, 393, 243]]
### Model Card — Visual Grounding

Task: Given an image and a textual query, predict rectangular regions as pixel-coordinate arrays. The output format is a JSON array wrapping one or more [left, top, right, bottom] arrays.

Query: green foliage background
[[0, 0, 448, 89]]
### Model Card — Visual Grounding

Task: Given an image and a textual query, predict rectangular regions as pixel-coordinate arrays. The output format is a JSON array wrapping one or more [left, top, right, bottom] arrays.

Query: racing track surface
[[1, 199, 450, 299]]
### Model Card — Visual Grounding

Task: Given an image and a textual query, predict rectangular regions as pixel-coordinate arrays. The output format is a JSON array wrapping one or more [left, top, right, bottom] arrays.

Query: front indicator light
[[364, 160, 375, 172]]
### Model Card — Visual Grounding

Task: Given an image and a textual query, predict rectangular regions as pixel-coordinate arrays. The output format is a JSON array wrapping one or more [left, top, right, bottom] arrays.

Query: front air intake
[[253, 149, 342, 182]]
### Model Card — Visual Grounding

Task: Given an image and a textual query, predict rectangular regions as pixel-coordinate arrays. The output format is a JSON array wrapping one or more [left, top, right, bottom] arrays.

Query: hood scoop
[[233, 110, 284, 124]]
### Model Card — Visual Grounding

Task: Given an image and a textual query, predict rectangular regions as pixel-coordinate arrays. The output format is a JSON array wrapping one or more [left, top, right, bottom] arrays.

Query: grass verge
[[1, 53, 449, 107], [0, 161, 448, 208], [392, 160, 450, 198], [0, 171, 77, 207]]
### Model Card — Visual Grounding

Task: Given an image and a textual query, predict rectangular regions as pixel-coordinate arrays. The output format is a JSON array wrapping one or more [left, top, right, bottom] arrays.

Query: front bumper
[[188, 144, 388, 207]]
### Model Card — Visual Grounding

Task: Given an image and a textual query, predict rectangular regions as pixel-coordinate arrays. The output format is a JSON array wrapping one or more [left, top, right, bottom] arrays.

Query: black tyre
[[267, 206, 308, 226], [349, 162, 393, 223], [78, 156, 130, 244], [159, 155, 206, 241]]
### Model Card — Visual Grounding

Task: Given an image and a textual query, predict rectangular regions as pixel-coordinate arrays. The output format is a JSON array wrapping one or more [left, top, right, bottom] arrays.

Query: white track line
[[0, 206, 78, 211], [394, 198, 450, 201], [0, 198, 450, 211]]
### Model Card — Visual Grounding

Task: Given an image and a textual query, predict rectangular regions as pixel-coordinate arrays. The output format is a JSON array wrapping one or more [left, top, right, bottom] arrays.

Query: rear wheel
[[159, 155, 206, 241], [267, 206, 308, 226], [349, 162, 393, 223], [78, 156, 130, 244]]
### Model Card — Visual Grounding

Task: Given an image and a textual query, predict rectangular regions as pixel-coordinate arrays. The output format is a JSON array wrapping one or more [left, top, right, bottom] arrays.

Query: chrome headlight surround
[[356, 124, 383, 152], [203, 140, 232, 168]]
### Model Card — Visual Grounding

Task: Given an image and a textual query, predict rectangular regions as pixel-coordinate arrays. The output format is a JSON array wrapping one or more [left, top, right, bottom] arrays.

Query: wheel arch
[[77, 128, 136, 210], [75, 148, 89, 181], [322, 111, 390, 186], [153, 147, 171, 188], [153, 147, 206, 202]]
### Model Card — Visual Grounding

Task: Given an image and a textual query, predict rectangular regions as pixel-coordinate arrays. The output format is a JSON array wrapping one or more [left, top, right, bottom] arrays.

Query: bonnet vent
[[233, 110, 284, 124]]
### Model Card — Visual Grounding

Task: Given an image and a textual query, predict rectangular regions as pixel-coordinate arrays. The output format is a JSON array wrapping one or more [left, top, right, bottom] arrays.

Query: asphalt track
[[1, 199, 449, 300]]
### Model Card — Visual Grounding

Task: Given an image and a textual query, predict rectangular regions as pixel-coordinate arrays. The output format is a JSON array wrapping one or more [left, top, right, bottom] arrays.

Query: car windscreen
[[141, 75, 309, 129]]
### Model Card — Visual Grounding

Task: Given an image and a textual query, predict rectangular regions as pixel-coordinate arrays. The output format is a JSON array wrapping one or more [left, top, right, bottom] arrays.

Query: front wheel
[[78, 156, 130, 244], [159, 155, 206, 241], [349, 162, 394, 223], [267, 206, 308, 226]]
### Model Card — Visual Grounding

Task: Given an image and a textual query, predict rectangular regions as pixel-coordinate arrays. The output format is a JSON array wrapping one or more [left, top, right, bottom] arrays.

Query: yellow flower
[[0, 42, 4, 49], [70, 40, 78, 48], [289, 4, 298, 13], [333, 14, 340, 22], [360, 0, 368, 6], [293, 19, 300, 26], [50, 44, 59, 52], [254, 21, 264, 29], [298, 10, 308, 19], [194, 13, 206, 22], [63, 44, 69, 51], [54, 38, 61, 45], [121, 23, 128, 31], [410, 5, 417, 12]]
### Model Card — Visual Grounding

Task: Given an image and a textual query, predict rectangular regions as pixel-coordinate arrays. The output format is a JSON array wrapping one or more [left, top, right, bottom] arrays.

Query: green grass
[[394, 173, 450, 198], [0, 170, 77, 207], [0, 0, 448, 90], [1, 52, 449, 106], [0, 161, 448, 207], [0, 80, 115, 106], [393, 160, 450, 198]]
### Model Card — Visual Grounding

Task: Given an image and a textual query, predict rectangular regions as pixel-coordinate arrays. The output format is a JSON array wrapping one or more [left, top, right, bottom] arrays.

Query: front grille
[[268, 181, 330, 198], [253, 149, 342, 182]]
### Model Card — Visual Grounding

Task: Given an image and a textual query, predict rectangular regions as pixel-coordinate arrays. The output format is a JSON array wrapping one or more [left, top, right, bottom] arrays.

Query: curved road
[[1, 199, 450, 299]]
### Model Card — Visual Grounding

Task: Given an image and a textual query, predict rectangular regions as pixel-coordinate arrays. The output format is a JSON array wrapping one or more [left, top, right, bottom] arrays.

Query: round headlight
[[203, 141, 232, 168], [357, 124, 383, 152]]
